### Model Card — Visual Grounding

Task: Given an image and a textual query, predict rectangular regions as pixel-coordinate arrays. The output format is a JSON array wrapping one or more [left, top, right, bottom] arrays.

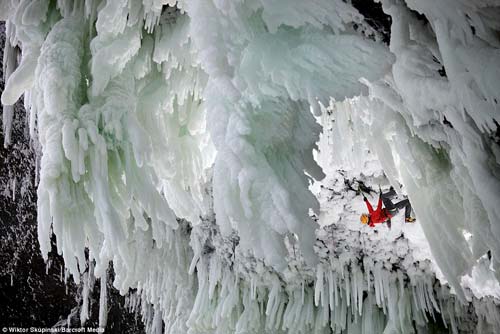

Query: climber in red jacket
[[360, 187, 415, 229]]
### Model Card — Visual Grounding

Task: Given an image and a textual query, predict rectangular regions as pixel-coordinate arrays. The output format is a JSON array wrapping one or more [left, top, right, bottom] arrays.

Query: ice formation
[[1, 0, 500, 333]]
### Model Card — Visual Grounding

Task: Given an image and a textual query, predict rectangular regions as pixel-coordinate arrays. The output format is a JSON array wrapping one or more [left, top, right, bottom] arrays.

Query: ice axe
[[356, 180, 376, 198]]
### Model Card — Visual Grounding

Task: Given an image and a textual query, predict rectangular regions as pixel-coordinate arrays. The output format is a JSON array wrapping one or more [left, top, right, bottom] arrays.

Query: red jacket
[[365, 197, 392, 227]]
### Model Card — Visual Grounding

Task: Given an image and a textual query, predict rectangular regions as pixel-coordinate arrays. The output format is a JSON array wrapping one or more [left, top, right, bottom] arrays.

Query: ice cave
[[0, 0, 500, 333]]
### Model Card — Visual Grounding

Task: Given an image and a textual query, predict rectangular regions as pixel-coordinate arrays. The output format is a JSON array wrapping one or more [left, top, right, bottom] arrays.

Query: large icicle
[[185, 0, 393, 269]]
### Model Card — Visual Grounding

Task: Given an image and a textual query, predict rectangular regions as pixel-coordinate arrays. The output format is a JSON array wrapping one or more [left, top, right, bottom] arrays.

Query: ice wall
[[364, 0, 500, 299], [0, 0, 392, 278], [1, 0, 500, 333]]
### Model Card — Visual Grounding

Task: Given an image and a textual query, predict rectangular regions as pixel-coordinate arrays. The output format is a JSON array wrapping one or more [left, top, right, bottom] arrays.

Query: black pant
[[381, 189, 411, 219]]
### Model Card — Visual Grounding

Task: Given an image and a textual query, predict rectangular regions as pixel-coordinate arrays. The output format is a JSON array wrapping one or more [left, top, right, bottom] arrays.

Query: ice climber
[[360, 187, 416, 229]]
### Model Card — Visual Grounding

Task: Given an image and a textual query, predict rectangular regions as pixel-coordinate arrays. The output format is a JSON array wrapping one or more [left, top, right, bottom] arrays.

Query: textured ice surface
[[1, 0, 500, 333]]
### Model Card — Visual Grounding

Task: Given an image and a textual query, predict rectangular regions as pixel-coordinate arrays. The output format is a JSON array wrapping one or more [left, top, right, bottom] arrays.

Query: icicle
[[2, 34, 16, 147], [99, 270, 108, 328], [328, 269, 334, 311], [345, 267, 351, 308], [314, 265, 324, 307], [80, 271, 90, 326]]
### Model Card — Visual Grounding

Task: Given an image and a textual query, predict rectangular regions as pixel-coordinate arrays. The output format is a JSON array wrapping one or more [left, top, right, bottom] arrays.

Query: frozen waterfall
[[1, 0, 499, 333]]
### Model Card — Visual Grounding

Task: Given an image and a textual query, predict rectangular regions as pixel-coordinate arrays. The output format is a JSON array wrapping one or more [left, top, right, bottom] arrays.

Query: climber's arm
[[364, 197, 374, 214]]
